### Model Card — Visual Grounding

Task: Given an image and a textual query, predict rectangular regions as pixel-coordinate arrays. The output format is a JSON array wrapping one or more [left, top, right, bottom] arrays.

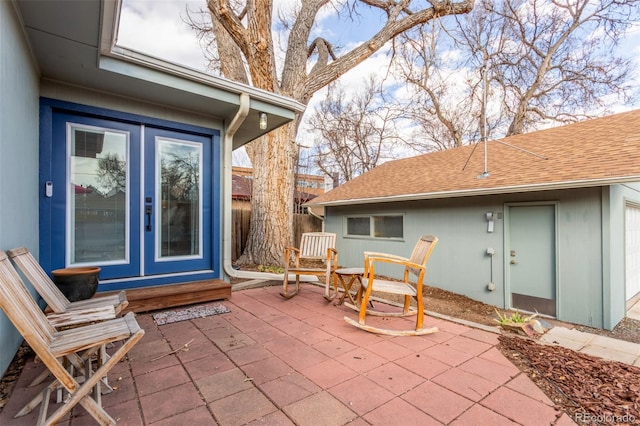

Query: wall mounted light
[[259, 112, 268, 130], [486, 211, 495, 233]]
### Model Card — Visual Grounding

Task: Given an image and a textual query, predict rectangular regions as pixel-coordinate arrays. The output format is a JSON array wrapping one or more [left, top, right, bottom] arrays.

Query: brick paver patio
[[0, 284, 576, 425]]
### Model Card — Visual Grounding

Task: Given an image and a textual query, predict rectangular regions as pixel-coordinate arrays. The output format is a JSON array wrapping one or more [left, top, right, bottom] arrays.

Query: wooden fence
[[231, 209, 322, 262]]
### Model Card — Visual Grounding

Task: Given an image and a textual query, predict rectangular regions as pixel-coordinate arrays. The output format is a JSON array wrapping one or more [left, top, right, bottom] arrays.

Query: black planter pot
[[51, 267, 101, 302]]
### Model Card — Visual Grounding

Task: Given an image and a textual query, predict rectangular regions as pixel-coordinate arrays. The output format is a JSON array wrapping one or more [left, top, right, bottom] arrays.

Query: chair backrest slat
[[7, 247, 70, 312], [407, 235, 438, 278], [299, 232, 336, 260], [0, 251, 56, 345]]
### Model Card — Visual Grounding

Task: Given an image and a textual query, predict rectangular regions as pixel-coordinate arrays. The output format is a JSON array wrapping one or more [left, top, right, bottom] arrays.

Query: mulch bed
[[499, 335, 640, 425]]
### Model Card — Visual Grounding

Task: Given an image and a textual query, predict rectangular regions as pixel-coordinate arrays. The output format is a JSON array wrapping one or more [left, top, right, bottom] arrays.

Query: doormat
[[153, 303, 230, 326]]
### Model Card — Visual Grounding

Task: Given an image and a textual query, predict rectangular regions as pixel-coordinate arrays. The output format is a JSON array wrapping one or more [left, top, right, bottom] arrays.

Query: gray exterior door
[[508, 204, 557, 317]]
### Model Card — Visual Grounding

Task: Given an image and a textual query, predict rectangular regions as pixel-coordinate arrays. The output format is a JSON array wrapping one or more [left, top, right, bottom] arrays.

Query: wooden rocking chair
[[344, 235, 439, 336], [7, 247, 128, 315], [282, 232, 338, 300], [0, 250, 144, 426]]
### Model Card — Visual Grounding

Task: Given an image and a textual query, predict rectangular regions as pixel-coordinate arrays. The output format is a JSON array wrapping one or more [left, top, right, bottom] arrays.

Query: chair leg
[[358, 286, 374, 325], [323, 272, 337, 301], [280, 272, 299, 299], [403, 295, 411, 315], [44, 331, 143, 426], [415, 296, 424, 331]]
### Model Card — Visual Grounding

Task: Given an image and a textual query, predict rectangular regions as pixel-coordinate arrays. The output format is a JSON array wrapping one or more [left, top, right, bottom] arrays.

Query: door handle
[[145, 205, 152, 231]]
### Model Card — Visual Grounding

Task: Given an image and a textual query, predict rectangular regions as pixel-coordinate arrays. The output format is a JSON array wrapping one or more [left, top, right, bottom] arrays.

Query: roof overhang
[[308, 176, 640, 208], [14, 0, 304, 148]]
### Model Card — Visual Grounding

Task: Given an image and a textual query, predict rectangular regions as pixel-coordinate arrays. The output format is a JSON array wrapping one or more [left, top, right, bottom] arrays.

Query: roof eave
[[307, 176, 640, 208]]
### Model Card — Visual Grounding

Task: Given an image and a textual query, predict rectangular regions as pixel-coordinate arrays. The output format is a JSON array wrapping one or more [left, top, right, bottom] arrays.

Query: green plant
[[494, 308, 537, 325], [257, 264, 285, 274]]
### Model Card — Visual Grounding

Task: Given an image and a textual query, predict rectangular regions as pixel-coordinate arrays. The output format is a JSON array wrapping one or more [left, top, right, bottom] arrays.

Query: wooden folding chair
[[282, 232, 338, 300], [0, 251, 144, 426], [344, 235, 439, 336], [7, 247, 128, 315]]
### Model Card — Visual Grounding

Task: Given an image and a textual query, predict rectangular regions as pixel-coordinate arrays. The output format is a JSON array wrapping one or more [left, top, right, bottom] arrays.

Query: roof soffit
[[15, 0, 303, 147]]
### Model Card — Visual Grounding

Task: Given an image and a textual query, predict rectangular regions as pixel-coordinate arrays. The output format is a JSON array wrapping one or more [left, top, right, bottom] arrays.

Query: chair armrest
[[327, 248, 338, 270], [47, 305, 116, 328], [366, 256, 424, 272], [363, 251, 410, 263], [364, 256, 425, 285], [286, 246, 301, 255], [284, 246, 301, 266]]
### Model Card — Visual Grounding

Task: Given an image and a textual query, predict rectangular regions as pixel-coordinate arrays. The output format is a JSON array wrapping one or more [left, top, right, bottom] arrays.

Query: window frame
[[344, 213, 405, 240]]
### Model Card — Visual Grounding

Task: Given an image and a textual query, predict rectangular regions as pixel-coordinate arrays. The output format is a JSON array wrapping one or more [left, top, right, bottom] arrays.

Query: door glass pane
[[157, 139, 202, 258], [69, 127, 128, 264]]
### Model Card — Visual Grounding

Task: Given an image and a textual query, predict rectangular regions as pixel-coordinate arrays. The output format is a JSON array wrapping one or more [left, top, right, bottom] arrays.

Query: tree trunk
[[202, 0, 475, 266], [236, 123, 298, 265]]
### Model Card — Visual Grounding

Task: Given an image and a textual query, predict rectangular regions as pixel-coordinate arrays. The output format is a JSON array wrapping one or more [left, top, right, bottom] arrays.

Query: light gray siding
[[40, 80, 225, 131], [0, 1, 41, 376], [605, 183, 640, 329], [325, 187, 609, 329]]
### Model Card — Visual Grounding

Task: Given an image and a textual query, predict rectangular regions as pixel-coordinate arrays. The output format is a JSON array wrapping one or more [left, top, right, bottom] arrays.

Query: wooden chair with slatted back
[[344, 235, 439, 336], [282, 232, 338, 300], [0, 250, 144, 426], [7, 247, 128, 315]]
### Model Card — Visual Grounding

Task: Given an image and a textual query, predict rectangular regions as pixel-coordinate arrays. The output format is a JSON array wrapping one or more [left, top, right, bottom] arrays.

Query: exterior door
[[49, 111, 213, 282], [625, 204, 640, 303], [143, 127, 211, 275], [507, 204, 557, 317]]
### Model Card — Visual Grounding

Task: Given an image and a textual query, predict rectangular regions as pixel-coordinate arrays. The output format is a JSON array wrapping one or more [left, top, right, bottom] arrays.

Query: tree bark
[[237, 123, 298, 264], [203, 0, 475, 266]]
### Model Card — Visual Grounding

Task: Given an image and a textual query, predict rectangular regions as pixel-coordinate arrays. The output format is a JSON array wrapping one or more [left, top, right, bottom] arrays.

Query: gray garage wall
[[325, 187, 611, 328]]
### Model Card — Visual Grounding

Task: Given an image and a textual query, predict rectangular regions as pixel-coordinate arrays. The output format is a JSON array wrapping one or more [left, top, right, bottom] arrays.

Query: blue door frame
[[39, 98, 221, 291]]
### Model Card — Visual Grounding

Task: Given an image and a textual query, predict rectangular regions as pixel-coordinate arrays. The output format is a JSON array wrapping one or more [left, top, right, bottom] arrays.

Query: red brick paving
[[0, 283, 574, 425]]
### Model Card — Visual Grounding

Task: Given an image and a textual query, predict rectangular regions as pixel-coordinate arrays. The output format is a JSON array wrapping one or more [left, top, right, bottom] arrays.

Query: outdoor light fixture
[[259, 112, 268, 130]]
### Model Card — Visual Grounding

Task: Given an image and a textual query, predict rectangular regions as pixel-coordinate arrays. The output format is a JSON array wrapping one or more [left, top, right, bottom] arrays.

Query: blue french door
[[49, 111, 213, 282], [143, 127, 212, 275]]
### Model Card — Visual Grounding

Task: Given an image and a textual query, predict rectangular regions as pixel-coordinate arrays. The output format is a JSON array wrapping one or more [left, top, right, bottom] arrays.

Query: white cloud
[[118, 0, 209, 71], [117, 0, 640, 165]]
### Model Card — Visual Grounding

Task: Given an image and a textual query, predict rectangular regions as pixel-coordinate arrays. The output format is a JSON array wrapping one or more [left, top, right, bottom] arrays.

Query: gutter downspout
[[223, 93, 297, 287]]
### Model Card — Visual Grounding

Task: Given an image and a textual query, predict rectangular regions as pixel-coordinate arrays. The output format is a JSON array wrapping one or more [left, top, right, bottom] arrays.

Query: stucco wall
[[0, 2, 41, 376], [325, 187, 608, 328]]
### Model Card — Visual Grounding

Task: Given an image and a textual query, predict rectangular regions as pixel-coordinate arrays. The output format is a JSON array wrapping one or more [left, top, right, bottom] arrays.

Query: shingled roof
[[308, 109, 640, 207]]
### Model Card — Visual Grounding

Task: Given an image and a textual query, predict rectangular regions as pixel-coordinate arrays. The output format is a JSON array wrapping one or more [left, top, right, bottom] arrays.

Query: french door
[[50, 112, 213, 281]]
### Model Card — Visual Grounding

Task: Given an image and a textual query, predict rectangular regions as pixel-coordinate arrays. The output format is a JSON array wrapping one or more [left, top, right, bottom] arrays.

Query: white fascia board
[[100, 48, 304, 113], [309, 176, 640, 207]]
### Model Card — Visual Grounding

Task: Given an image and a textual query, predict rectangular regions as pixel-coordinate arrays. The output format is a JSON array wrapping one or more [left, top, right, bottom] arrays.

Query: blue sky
[[117, 0, 398, 165], [117, 0, 640, 166]]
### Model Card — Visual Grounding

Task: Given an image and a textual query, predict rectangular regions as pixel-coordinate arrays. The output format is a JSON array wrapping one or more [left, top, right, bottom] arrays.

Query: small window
[[347, 217, 370, 236], [345, 214, 404, 239], [373, 215, 403, 238]]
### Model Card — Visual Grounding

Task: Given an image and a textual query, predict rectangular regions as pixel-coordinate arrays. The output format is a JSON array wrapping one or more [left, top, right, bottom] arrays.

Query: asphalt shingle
[[309, 109, 640, 206]]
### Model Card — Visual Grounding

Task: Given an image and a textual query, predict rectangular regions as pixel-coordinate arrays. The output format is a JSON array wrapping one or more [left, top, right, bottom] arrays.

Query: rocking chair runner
[[282, 232, 338, 299], [344, 234, 439, 336], [0, 250, 144, 426]]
